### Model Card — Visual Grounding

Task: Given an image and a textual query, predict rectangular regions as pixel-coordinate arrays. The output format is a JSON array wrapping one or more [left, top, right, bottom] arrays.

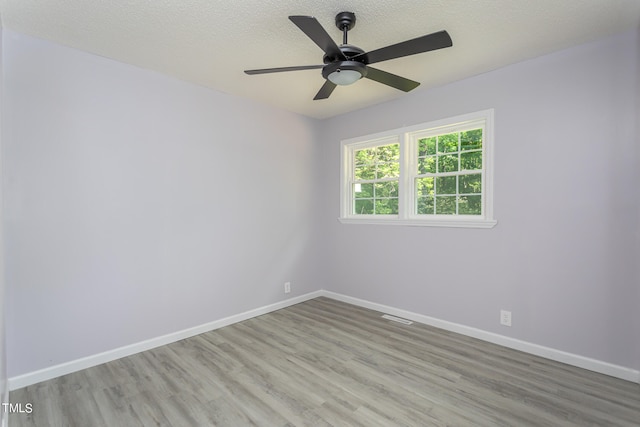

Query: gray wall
[[317, 30, 640, 371], [635, 28, 640, 374], [0, 16, 8, 426], [3, 30, 322, 377]]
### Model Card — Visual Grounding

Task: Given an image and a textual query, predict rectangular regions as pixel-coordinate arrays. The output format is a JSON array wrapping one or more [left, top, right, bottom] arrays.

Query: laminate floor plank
[[9, 297, 640, 426]]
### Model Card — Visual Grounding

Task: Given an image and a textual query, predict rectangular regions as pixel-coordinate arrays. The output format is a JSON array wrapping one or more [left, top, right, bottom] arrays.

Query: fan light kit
[[245, 11, 452, 100], [325, 63, 365, 86]]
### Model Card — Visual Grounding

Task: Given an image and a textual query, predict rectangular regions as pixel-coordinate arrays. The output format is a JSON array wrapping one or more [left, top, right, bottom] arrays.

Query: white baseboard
[[9, 289, 639, 390], [8, 291, 322, 390], [321, 291, 640, 384]]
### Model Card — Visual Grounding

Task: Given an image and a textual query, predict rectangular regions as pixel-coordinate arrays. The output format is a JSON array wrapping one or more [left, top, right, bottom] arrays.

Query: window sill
[[338, 216, 497, 229]]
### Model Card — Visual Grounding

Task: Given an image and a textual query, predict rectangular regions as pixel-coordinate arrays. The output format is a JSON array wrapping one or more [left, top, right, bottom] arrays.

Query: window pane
[[438, 154, 459, 173], [417, 196, 434, 214], [461, 129, 482, 151], [418, 137, 436, 156], [355, 165, 375, 180], [416, 177, 434, 197], [377, 144, 400, 162], [375, 181, 398, 198], [459, 195, 482, 215], [376, 161, 399, 179], [354, 183, 373, 198], [435, 196, 457, 214], [460, 151, 482, 171], [438, 133, 459, 153], [375, 198, 398, 215], [418, 156, 436, 174], [355, 148, 375, 165], [459, 174, 481, 194], [354, 199, 374, 214], [435, 176, 456, 195]]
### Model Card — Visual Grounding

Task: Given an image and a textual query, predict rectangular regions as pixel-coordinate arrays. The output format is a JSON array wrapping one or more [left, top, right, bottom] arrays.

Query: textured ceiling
[[1, 0, 639, 119]]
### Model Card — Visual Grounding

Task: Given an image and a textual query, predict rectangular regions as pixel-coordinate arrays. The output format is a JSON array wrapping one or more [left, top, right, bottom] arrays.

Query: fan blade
[[357, 30, 452, 65], [244, 65, 324, 75], [365, 67, 420, 92], [289, 16, 346, 61], [313, 80, 337, 100]]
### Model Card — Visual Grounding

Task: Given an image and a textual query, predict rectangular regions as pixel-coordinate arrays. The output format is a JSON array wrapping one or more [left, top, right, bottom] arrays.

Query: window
[[340, 109, 496, 228]]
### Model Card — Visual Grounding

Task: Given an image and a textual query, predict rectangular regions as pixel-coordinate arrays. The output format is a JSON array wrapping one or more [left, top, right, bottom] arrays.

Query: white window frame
[[339, 109, 497, 228]]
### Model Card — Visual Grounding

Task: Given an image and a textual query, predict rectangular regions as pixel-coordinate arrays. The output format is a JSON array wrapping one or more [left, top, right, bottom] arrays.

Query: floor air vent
[[381, 314, 413, 325]]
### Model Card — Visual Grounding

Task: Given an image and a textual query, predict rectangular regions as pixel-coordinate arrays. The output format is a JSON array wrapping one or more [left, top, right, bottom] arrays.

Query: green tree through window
[[353, 143, 400, 214], [416, 129, 483, 216]]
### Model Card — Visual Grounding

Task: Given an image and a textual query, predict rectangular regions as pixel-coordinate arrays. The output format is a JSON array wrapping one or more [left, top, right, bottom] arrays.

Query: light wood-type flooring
[[9, 297, 640, 426]]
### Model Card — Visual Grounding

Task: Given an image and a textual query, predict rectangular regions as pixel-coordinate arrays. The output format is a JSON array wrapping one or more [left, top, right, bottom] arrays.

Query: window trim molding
[[339, 109, 497, 228]]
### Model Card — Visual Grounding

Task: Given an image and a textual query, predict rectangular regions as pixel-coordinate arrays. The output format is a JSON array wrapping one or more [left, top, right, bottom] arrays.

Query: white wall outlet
[[500, 310, 512, 327], [284, 282, 291, 294]]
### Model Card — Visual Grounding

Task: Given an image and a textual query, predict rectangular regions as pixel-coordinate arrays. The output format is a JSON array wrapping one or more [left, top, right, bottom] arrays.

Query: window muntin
[[340, 109, 495, 228]]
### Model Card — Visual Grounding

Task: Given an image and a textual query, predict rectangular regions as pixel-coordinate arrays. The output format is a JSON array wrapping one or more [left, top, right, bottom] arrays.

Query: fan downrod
[[335, 12, 355, 45]]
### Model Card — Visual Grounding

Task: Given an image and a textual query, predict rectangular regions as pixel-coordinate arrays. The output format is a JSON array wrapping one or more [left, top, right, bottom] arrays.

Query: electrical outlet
[[284, 282, 291, 294], [500, 310, 512, 327]]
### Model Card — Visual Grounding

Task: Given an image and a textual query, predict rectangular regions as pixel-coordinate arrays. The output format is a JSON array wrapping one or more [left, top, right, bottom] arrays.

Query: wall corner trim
[[321, 291, 640, 384]]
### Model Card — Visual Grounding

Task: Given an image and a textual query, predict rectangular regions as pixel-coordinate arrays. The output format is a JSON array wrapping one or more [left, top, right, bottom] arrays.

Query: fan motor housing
[[323, 44, 367, 64]]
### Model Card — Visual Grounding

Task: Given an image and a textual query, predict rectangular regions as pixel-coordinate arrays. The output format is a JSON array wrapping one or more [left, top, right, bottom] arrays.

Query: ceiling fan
[[244, 12, 452, 100]]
